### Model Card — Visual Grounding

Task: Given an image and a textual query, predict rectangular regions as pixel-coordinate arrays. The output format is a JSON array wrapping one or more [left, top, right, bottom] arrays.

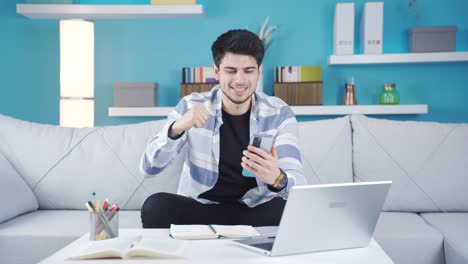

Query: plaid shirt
[[140, 85, 305, 207]]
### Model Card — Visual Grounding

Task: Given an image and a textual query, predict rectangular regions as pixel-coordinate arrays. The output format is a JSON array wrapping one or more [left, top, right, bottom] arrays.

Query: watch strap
[[268, 169, 288, 192]]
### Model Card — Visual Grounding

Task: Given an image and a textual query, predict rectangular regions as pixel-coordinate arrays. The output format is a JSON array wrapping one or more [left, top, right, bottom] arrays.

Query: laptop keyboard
[[252, 242, 274, 251]]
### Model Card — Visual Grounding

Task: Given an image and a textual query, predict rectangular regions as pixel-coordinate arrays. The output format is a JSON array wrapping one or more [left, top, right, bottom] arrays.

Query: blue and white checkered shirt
[[140, 85, 305, 207]]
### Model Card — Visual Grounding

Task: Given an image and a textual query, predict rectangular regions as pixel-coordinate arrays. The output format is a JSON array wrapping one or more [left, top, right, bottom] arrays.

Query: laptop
[[235, 181, 391, 257]]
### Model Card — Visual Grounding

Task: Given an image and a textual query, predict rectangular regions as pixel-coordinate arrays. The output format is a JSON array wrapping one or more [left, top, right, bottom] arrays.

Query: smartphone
[[242, 134, 274, 177]]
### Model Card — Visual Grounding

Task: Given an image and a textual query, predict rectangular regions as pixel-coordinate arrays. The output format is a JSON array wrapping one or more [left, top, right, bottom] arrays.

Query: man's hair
[[211, 29, 265, 67]]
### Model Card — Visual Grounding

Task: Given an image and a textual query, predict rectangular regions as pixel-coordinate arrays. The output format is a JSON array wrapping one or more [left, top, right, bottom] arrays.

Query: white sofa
[[0, 113, 467, 264]]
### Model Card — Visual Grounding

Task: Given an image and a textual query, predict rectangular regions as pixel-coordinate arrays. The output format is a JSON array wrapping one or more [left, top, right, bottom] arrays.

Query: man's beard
[[223, 88, 254, 105]]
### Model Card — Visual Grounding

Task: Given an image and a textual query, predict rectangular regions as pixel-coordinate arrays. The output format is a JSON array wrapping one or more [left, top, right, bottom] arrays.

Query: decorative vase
[[379, 83, 400, 105], [344, 77, 357, 105]]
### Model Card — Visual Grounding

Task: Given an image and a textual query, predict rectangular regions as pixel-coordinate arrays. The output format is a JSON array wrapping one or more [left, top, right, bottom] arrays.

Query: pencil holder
[[89, 211, 119, 241]]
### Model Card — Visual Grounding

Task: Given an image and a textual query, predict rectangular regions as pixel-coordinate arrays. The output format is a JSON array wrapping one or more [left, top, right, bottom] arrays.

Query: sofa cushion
[[0, 114, 183, 210], [351, 114, 468, 212], [298, 116, 353, 184], [374, 212, 444, 264], [0, 210, 141, 264], [421, 213, 468, 264], [0, 152, 38, 224]]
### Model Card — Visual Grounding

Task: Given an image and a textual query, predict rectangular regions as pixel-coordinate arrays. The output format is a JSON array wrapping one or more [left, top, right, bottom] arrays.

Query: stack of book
[[181, 66, 218, 98], [274, 66, 323, 105], [182, 66, 217, 84], [151, 0, 197, 5]]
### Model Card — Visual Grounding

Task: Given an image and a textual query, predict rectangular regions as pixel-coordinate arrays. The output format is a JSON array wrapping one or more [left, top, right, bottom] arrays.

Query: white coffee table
[[40, 228, 394, 264]]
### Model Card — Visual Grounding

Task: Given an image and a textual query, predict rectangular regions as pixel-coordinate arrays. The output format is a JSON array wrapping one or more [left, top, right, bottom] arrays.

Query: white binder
[[333, 3, 355, 55], [361, 2, 384, 54]]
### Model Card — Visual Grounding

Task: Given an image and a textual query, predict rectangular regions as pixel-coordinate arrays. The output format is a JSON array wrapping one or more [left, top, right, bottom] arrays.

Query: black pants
[[141, 192, 286, 228]]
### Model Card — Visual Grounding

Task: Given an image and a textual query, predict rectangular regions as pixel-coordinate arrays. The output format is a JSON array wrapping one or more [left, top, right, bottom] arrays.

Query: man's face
[[214, 52, 262, 105]]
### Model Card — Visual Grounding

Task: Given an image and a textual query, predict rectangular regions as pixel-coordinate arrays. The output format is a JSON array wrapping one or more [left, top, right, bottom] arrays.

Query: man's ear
[[259, 64, 263, 75], [213, 63, 219, 80]]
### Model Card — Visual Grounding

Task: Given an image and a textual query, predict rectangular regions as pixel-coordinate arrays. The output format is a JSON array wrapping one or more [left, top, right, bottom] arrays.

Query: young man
[[140, 29, 305, 228]]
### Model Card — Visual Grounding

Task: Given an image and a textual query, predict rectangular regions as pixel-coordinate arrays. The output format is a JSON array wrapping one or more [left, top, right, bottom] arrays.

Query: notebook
[[170, 224, 261, 239]]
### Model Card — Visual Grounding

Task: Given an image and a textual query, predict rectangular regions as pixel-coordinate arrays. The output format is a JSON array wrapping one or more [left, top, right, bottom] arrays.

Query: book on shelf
[[275, 66, 322, 83], [151, 0, 197, 5], [182, 66, 218, 84], [170, 224, 261, 240], [67, 235, 186, 260]]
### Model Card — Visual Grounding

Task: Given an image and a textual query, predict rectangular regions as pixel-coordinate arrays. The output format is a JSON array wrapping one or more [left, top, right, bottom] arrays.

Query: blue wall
[[1, 0, 468, 125]]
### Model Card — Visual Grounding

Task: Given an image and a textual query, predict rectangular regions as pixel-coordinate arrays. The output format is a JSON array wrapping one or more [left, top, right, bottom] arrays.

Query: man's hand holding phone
[[170, 104, 209, 138], [241, 135, 281, 186]]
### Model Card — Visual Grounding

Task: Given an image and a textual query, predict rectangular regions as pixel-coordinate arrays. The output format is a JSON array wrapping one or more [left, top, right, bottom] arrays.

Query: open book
[[67, 235, 186, 260], [170, 224, 261, 240]]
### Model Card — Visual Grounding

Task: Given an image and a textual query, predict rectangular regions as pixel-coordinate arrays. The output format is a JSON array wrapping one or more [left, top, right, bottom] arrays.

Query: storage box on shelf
[[409, 26, 457, 53], [114, 82, 157, 107], [180, 83, 217, 98], [274, 82, 322, 105]]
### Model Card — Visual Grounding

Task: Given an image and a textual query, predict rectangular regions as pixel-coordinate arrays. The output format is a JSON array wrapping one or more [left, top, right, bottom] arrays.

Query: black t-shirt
[[198, 109, 257, 204]]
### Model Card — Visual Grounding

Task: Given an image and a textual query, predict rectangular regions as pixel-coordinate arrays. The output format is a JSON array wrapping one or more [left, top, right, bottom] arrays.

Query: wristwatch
[[271, 169, 288, 191]]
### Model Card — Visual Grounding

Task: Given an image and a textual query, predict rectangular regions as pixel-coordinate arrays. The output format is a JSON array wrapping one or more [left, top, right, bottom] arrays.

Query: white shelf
[[108, 104, 428, 117], [16, 4, 203, 19], [290, 104, 428, 115], [328, 52, 468, 65]]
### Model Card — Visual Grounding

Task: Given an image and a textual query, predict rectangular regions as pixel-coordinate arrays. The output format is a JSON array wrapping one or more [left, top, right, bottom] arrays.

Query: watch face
[[279, 174, 288, 187], [276, 171, 287, 189]]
